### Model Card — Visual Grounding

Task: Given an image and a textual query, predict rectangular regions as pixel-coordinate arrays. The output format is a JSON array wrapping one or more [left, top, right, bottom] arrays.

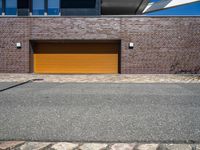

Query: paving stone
[[51, 142, 79, 150], [19, 142, 51, 150], [78, 143, 108, 150], [196, 145, 200, 150], [163, 144, 192, 150], [135, 144, 159, 150], [111, 143, 136, 150], [0, 141, 25, 150]]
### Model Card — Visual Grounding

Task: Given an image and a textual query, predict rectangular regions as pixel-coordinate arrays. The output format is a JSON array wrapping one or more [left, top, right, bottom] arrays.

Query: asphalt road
[[0, 82, 200, 143]]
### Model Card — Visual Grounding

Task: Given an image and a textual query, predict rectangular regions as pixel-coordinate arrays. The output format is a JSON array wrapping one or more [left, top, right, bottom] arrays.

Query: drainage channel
[[0, 79, 43, 92]]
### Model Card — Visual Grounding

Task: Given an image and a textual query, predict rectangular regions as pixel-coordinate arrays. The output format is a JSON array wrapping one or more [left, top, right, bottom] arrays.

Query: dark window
[[48, 0, 60, 15], [32, 0, 44, 15], [0, 0, 2, 15], [17, 0, 29, 16], [5, 0, 17, 15], [61, 0, 96, 8], [18, 0, 29, 8]]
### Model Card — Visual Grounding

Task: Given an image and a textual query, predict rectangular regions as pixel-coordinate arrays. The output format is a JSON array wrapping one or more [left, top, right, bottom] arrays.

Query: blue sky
[[147, 0, 200, 15]]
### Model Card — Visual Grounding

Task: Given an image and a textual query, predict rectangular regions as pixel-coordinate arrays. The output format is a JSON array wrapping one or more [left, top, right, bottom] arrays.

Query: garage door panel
[[34, 43, 119, 74]]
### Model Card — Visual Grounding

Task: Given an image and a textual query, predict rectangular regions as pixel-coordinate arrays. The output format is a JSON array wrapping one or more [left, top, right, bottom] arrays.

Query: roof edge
[[136, 0, 149, 14]]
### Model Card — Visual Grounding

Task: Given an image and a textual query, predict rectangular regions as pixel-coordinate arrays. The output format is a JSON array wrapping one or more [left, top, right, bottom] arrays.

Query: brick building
[[0, 0, 200, 74]]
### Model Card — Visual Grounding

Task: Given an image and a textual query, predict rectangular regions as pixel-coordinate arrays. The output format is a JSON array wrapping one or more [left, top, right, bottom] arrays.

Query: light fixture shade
[[129, 42, 134, 49], [16, 42, 22, 48]]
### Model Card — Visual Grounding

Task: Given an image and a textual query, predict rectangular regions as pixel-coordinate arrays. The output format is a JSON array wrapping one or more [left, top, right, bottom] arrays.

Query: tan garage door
[[34, 42, 119, 74]]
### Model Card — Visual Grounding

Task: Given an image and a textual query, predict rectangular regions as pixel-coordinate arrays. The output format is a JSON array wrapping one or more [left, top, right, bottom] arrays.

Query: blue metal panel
[[32, 0, 45, 15], [5, 0, 17, 15], [48, 0, 60, 15]]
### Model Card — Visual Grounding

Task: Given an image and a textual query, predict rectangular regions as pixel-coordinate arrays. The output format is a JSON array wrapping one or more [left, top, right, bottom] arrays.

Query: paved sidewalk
[[0, 74, 199, 83], [0, 141, 198, 150]]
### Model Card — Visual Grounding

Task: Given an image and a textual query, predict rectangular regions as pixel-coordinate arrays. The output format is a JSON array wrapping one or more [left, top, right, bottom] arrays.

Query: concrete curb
[[0, 74, 200, 83]]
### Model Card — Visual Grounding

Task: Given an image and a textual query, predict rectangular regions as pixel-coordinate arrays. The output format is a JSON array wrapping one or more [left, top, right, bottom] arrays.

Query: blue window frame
[[32, 0, 45, 15], [5, 0, 17, 15], [48, 0, 60, 15], [0, 0, 2, 15]]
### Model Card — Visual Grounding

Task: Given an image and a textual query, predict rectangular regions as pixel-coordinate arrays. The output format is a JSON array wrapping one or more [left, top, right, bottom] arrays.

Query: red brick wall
[[0, 18, 30, 73], [0, 17, 200, 74]]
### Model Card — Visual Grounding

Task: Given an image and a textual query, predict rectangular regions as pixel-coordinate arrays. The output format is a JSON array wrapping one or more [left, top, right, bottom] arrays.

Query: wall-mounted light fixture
[[16, 43, 22, 49], [129, 42, 134, 49]]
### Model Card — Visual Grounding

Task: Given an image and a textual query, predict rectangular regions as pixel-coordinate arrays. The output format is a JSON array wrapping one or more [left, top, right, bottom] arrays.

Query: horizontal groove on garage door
[[34, 43, 119, 74]]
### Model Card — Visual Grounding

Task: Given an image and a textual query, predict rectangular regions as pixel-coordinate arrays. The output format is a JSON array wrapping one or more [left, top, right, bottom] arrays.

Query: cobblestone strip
[[1, 142, 200, 150], [0, 74, 200, 83]]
